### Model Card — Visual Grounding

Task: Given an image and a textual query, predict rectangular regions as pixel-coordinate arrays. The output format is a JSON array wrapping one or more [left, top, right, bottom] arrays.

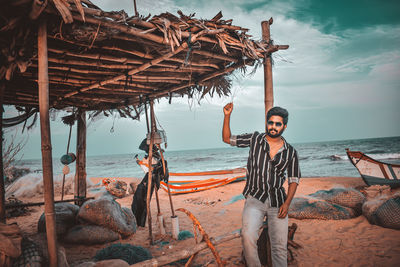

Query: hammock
[[160, 168, 247, 194]]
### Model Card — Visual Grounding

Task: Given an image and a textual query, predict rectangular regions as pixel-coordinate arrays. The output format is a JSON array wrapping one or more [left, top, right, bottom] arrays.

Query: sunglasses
[[267, 121, 283, 127]]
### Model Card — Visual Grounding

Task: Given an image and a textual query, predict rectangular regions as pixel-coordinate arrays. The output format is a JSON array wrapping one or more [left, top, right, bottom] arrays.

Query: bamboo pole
[[61, 29, 224, 99], [146, 100, 155, 244], [262, 18, 274, 130], [0, 83, 5, 223], [74, 109, 87, 206], [5, 197, 94, 209], [38, 20, 58, 267]]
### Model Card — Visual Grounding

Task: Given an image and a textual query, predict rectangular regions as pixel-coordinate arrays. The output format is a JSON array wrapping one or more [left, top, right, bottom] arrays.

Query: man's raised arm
[[222, 103, 233, 144]]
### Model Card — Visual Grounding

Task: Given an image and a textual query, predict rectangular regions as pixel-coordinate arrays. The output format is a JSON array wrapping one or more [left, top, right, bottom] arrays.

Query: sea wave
[[367, 153, 400, 160]]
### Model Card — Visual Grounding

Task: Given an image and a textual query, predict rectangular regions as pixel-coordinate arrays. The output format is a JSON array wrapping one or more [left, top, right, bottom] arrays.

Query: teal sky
[[4, 0, 400, 159]]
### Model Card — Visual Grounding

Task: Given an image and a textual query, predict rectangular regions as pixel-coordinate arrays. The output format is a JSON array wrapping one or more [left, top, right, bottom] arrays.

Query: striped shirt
[[230, 131, 301, 207]]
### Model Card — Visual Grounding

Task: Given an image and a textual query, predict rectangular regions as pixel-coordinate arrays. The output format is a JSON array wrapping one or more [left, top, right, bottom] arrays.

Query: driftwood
[[130, 231, 240, 267]]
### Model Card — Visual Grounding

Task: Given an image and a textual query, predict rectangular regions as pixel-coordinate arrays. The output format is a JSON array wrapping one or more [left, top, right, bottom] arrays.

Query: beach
[[7, 176, 400, 266]]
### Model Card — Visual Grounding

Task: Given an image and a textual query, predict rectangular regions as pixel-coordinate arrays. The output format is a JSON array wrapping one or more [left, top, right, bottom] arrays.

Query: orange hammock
[[161, 168, 246, 194]]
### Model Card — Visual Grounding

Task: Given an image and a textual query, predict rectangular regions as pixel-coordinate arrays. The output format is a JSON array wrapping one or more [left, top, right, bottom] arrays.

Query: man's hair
[[267, 107, 289, 125]]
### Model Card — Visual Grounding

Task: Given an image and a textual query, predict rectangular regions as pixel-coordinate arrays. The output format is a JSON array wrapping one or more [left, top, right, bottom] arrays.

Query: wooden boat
[[346, 149, 400, 188], [160, 168, 247, 194]]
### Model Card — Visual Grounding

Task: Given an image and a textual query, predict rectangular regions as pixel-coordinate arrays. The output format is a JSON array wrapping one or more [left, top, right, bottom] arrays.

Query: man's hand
[[278, 202, 289, 218], [223, 103, 233, 116]]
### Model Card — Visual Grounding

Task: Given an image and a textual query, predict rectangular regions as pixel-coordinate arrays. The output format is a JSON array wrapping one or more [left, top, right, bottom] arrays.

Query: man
[[222, 103, 300, 267]]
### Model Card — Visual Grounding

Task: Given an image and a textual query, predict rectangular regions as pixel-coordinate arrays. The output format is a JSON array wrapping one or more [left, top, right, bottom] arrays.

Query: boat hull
[[346, 149, 400, 188]]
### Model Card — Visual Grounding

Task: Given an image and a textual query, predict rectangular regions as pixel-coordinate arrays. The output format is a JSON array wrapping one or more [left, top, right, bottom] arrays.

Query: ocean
[[13, 136, 400, 181]]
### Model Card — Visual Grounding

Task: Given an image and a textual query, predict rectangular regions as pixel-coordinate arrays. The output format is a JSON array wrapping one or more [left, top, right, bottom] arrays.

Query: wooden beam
[[262, 18, 274, 131], [74, 109, 86, 206], [0, 83, 5, 223], [38, 20, 58, 267], [59, 29, 222, 101]]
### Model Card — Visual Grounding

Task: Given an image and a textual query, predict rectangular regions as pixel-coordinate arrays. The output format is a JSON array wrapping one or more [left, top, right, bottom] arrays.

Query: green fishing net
[[94, 243, 152, 264]]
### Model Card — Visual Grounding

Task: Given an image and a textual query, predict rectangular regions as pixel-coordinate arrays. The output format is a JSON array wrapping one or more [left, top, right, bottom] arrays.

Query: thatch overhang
[[0, 0, 288, 116]]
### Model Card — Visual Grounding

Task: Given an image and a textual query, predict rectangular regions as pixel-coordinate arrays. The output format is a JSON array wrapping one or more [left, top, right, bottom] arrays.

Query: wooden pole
[[146, 100, 155, 244], [74, 109, 86, 206], [133, 0, 139, 16], [0, 83, 5, 223], [61, 123, 73, 201], [38, 19, 58, 267], [262, 18, 274, 131]]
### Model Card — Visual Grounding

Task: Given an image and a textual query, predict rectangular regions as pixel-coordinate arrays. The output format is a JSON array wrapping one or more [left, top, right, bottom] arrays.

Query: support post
[[38, 20, 58, 267], [74, 109, 86, 206], [146, 100, 155, 244], [262, 18, 274, 131], [0, 83, 5, 223]]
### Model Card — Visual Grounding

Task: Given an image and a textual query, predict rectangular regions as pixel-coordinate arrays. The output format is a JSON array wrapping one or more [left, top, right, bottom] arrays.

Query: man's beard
[[267, 127, 285, 138]]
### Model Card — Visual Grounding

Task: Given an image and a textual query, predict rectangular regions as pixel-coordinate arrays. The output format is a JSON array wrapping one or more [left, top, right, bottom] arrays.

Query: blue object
[[60, 153, 76, 165]]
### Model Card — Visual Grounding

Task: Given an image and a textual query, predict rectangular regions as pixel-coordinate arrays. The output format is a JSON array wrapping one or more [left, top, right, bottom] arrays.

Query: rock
[[77, 196, 136, 237], [64, 225, 119, 245], [38, 203, 79, 237], [94, 259, 129, 267]]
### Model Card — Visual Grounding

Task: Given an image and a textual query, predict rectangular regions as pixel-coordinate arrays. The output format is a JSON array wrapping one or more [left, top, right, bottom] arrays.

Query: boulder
[[64, 225, 119, 245], [77, 196, 136, 237], [38, 203, 79, 237]]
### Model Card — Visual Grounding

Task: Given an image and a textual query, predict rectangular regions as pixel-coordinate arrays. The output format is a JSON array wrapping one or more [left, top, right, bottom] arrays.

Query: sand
[[6, 177, 400, 266]]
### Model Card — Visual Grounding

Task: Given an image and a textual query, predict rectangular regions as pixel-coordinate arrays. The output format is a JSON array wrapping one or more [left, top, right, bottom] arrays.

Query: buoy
[[60, 152, 76, 165], [62, 165, 70, 175]]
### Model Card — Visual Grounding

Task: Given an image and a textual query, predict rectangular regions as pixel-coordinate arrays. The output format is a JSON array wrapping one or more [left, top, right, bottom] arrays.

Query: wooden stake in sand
[[146, 100, 155, 244], [38, 19, 58, 267]]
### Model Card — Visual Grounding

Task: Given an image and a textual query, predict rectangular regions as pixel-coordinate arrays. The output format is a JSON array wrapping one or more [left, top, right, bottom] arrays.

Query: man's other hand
[[278, 202, 289, 218], [224, 103, 233, 115]]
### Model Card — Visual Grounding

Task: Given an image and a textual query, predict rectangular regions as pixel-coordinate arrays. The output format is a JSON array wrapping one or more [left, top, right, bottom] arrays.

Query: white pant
[[242, 196, 288, 267]]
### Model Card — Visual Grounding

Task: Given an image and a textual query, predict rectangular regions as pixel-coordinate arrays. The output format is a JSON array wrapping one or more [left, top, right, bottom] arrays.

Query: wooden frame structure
[[0, 0, 288, 265]]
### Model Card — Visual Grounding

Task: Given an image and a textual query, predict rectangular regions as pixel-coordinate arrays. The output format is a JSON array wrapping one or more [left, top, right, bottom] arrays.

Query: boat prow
[[346, 149, 400, 188]]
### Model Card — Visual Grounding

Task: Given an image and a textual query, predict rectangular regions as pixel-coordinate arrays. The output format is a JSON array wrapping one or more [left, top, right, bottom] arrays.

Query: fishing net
[[94, 243, 152, 264], [12, 238, 42, 267], [289, 197, 357, 220], [309, 188, 365, 214], [178, 230, 194, 240], [364, 197, 400, 230], [37, 202, 79, 237], [63, 225, 119, 245]]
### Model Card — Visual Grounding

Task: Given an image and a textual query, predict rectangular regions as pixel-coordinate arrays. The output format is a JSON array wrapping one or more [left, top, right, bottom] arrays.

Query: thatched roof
[[1, 0, 287, 115]]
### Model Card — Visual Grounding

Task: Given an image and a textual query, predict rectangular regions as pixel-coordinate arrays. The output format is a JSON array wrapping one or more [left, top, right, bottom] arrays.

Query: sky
[[3, 0, 400, 159]]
